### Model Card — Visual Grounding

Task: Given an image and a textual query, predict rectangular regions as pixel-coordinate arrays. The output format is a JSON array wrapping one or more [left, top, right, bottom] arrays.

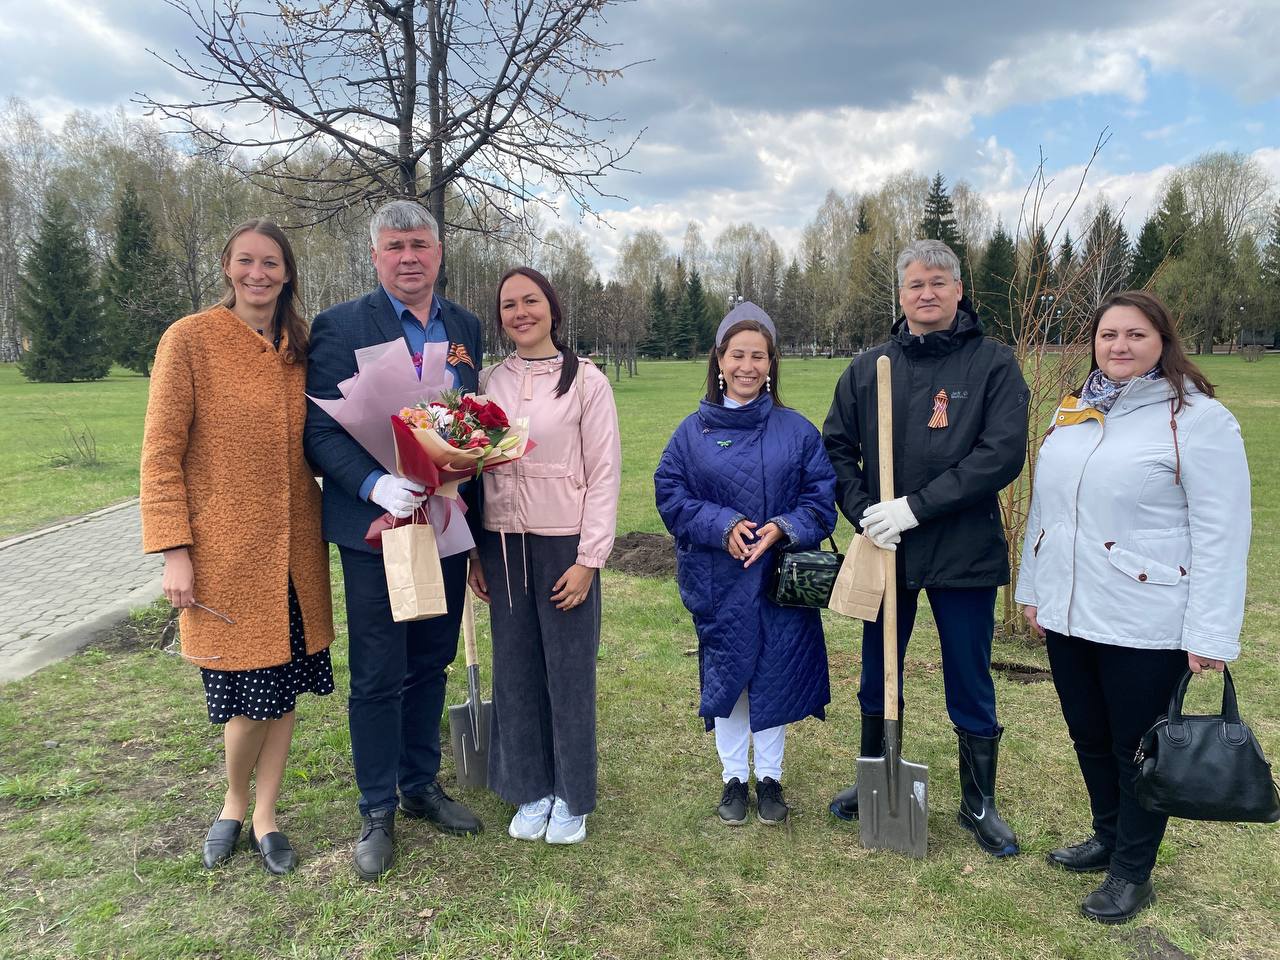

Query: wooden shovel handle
[[462, 589, 478, 667], [876, 355, 900, 723]]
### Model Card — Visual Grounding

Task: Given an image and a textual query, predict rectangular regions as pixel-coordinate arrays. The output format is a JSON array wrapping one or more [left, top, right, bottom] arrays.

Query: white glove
[[370, 474, 427, 519], [861, 497, 918, 549]]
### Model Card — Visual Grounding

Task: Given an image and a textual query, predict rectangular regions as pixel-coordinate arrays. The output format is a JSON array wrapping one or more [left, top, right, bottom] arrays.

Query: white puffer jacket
[[1015, 377, 1251, 661]]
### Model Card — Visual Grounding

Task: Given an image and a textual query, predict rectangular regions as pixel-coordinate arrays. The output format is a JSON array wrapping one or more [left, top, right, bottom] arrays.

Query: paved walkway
[[0, 501, 162, 682]]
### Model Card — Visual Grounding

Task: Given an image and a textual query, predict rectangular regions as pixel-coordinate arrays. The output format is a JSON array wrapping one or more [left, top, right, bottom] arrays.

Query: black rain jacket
[[822, 300, 1029, 589]]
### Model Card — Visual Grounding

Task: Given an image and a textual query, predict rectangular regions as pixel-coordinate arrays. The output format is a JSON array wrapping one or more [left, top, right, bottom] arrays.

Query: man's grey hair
[[896, 238, 961, 285], [369, 199, 439, 247]]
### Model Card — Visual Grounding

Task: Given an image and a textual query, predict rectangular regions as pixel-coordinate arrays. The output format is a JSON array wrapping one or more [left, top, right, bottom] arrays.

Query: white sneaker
[[544, 797, 587, 845], [508, 795, 554, 841]]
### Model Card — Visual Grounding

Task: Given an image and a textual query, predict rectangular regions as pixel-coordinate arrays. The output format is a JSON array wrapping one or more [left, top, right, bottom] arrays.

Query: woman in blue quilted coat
[[654, 303, 837, 826]]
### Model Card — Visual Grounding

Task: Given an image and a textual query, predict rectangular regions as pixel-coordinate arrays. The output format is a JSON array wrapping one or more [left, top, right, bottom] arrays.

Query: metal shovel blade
[[448, 663, 492, 789], [857, 720, 929, 858]]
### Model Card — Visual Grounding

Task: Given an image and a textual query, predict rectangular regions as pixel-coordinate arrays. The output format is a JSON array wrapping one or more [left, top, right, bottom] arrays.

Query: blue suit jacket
[[304, 289, 484, 553]]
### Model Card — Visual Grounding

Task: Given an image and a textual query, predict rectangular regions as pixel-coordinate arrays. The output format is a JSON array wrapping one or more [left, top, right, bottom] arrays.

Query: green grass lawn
[[0, 364, 150, 539], [0, 356, 1277, 959]]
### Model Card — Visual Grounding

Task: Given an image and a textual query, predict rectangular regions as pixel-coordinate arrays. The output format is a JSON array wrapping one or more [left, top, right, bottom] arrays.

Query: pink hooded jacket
[[480, 354, 621, 568]]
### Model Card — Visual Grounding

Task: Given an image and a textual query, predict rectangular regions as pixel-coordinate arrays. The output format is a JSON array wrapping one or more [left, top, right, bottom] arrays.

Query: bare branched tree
[[141, 0, 643, 291], [999, 132, 1121, 639]]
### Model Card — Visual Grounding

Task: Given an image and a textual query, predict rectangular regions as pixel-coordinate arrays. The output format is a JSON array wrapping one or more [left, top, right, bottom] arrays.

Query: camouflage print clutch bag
[[767, 537, 844, 608]]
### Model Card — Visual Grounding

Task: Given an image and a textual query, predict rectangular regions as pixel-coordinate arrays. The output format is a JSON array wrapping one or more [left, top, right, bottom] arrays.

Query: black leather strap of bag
[[1166, 666, 1247, 745], [778, 535, 840, 557]]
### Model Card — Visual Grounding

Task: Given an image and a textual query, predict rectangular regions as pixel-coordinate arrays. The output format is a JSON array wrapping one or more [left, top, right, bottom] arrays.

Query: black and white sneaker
[[718, 778, 749, 825], [756, 777, 790, 825]]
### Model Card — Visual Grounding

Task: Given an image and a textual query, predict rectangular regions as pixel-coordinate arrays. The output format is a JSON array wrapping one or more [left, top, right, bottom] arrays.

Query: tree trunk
[[425, 0, 449, 294]]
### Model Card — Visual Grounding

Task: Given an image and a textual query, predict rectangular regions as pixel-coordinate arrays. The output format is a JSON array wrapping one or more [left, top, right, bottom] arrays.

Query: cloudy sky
[[3, 0, 1279, 276]]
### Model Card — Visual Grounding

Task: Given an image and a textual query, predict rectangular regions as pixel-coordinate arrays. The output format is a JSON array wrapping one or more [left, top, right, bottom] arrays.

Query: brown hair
[[705, 319, 784, 407], [495, 266, 579, 399], [1083, 290, 1214, 414], [218, 219, 307, 363]]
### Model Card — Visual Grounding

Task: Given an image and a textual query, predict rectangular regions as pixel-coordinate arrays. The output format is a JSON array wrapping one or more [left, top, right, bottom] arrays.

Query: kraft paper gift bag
[[827, 532, 886, 621], [382, 520, 448, 622]]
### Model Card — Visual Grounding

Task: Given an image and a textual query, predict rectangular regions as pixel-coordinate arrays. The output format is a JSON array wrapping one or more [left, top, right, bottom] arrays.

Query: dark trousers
[[857, 585, 999, 736], [1045, 630, 1187, 883], [339, 545, 467, 816], [478, 531, 600, 817]]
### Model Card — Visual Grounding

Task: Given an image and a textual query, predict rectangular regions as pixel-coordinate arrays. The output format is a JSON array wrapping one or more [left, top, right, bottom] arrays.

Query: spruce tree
[[855, 200, 872, 235], [18, 191, 111, 383], [1129, 215, 1164, 289], [1055, 230, 1075, 283], [777, 260, 804, 353], [974, 221, 1017, 342], [103, 182, 182, 376], [918, 171, 967, 270], [684, 268, 712, 355], [639, 275, 669, 358], [1155, 181, 1192, 260]]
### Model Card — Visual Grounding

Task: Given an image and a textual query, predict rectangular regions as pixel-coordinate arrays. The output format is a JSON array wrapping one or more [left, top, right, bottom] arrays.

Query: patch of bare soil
[[607, 532, 675, 578], [90, 608, 175, 654], [991, 660, 1052, 683], [1129, 928, 1192, 960]]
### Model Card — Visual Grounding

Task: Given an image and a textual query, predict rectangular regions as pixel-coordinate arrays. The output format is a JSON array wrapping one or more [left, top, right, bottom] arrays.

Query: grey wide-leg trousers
[[478, 530, 601, 816]]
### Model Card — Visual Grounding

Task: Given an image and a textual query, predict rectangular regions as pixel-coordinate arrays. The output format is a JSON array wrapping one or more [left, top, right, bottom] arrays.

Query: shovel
[[448, 590, 492, 789], [858, 354, 929, 858]]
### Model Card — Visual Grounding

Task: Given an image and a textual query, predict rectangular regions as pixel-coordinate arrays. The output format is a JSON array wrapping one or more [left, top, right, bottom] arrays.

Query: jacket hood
[[891, 297, 983, 357], [697, 393, 774, 431]]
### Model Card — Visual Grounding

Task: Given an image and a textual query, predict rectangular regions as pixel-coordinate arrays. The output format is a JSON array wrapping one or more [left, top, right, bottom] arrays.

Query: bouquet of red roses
[[393, 389, 531, 497]]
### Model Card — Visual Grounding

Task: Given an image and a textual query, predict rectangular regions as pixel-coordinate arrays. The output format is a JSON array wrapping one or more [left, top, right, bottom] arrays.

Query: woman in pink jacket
[[468, 266, 622, 845]]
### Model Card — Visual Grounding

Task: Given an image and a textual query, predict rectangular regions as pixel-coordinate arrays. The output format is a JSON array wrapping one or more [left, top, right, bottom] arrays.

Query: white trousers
[[714, 689, 786, 783]]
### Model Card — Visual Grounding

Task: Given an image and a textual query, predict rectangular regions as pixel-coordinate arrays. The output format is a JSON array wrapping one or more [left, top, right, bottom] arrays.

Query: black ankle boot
[[830, 713, 885, 821], [956, 726, 1019, 857], [1081, 872, 1154, 924]]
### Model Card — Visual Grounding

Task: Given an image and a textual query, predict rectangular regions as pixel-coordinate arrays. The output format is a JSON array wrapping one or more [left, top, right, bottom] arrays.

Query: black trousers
[[1045, 630, 1187, 883], [339, 545, 467, 816], [858, 585, 999, 736]]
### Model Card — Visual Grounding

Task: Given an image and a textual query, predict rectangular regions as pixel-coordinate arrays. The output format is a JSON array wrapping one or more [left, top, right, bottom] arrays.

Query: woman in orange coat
[[141, 220, 334, 875]]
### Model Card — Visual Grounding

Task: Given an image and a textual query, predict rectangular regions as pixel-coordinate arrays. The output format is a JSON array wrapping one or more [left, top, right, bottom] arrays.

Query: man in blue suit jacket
[[305, 200, 484, 880]]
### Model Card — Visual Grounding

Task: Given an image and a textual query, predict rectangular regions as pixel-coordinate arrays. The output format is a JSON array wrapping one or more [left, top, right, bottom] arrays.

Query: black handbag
[[767, 537, 844, 608], [1134, 667, 1280, 823]]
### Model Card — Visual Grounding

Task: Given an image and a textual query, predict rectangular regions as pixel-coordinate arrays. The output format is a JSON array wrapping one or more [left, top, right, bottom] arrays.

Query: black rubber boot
[[956, 726, 1020, 857], [829, 713, 885, 821]]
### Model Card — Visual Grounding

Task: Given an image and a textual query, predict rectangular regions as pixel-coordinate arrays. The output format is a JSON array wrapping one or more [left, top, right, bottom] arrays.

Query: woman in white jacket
[[1017, 290, 1250, 925]]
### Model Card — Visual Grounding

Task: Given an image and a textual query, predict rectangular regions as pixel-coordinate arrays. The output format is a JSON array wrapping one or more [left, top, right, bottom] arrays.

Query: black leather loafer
[[1081, 873, 1154, 924], [400, 780, 483, 836], [1047, 835, 1112, 873], [249, 826, 297, 876], [201, 818, 242, 869]]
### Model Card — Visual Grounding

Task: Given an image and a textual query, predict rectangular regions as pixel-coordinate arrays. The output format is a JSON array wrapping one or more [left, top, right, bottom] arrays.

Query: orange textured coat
[[140, 306, 334, 671]]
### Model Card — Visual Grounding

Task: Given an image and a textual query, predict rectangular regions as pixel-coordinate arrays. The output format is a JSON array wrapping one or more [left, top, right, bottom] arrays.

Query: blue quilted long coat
[[654, 395, 837, 731]]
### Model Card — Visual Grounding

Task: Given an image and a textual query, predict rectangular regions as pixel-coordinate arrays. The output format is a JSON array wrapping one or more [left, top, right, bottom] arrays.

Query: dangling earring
[[765, 375, 772, 393], [717, 372, 725, 392]]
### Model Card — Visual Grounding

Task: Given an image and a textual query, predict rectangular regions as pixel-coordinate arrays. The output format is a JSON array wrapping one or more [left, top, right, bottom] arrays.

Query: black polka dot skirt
[[200, 579, 335, 724]]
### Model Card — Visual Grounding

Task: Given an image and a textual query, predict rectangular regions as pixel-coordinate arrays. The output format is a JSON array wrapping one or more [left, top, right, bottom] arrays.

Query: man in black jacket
[[823, 238, 1029, 857]]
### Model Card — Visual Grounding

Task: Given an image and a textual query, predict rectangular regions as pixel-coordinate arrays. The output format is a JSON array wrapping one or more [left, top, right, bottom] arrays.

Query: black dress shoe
[[1081, 873, 1154, 924], [1047, 835, 1112, 873], [354, 808, 396, 881], [202, 818, 242, 869], [400, 781, 483, 836], [249, 826, 297, 876]]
